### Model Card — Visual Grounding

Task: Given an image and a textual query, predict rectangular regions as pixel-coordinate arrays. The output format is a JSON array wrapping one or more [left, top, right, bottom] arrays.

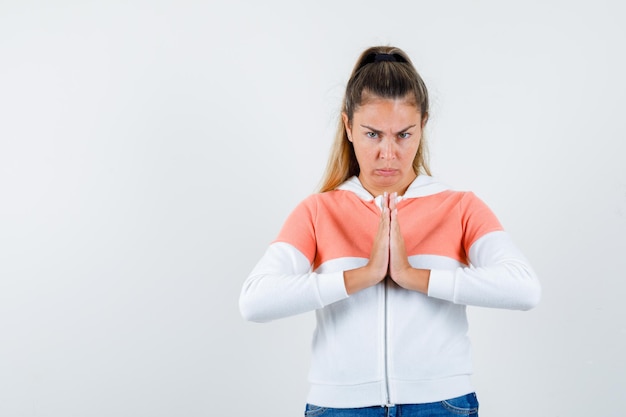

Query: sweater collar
[[336, 175, 449, 201]]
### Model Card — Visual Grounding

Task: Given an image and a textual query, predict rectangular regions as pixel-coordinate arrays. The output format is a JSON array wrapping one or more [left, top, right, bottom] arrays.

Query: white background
[[1, 1, 625, 416]]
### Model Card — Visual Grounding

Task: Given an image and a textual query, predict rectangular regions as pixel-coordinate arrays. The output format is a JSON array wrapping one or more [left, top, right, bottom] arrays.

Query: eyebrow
[[360, 124, 417, 134]]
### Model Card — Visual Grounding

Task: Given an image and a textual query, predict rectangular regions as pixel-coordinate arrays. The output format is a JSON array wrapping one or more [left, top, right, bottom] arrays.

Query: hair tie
[[358, 52, 406, 71], [374, 53, 397, 62]]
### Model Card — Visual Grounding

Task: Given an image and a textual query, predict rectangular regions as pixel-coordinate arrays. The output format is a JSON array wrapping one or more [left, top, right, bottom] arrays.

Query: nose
[[379, 138, 396, 160]]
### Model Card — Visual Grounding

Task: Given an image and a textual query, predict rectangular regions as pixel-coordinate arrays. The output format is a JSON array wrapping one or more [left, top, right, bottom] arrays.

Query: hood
[[337, 175, 450, 202]]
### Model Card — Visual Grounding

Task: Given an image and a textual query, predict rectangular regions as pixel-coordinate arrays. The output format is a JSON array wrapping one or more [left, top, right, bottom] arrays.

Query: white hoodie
[[240, 176, 540, 407]]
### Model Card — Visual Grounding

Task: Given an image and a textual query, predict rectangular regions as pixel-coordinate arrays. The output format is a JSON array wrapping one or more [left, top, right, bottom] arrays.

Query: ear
[[421, 112, 429, 129], [342, 112, 352, 142]]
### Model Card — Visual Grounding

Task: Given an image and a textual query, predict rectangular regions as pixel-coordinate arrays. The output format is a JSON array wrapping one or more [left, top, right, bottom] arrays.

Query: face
[[343, 95, 424, 197]]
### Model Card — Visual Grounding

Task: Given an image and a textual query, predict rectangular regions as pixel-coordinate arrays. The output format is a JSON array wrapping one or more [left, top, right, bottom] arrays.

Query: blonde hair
[[318, 46, 431, 193]]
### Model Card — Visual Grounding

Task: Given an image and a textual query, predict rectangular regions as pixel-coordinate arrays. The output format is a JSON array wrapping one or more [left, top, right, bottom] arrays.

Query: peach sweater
[[240, 175, 540, 407]]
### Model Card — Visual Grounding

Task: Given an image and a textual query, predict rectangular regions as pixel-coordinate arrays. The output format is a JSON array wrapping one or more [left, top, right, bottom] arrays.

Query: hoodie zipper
[[375, 194, 393, 407], [383, 276, 393, 407]]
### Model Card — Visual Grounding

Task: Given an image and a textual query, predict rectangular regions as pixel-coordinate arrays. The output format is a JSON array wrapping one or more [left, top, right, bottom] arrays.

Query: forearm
[[392, 267, 431, 294], [241, 270, 346, 322], [239, 242, 348, 322], [428, 262, 540, 310], [427, 231, 541, 310], [343, 266, 386, 295]]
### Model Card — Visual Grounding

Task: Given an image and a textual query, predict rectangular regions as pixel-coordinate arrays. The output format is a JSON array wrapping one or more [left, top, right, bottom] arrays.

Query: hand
[[344, 192, 430, 295], [344, 192, 390, 294], [369, 191, 391, 279], [388, 194, 430, 293], [388, 193, 412, 283]]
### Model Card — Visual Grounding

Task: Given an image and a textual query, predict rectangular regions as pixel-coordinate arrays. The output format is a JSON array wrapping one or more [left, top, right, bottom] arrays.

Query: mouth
[[376, 168, 399, 177]]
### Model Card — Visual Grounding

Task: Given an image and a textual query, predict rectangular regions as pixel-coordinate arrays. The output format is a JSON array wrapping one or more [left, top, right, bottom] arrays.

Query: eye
[[398, 132, 411, 139], [366, 131, 379, 139]]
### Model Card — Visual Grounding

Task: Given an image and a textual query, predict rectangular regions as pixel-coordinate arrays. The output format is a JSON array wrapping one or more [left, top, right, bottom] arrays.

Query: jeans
[[304, 393, 479, 417]]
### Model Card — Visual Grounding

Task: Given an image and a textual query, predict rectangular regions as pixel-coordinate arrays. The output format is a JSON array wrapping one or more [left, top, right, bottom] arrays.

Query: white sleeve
[[239, 242, 349, 322], [427, 231, 541, 310]]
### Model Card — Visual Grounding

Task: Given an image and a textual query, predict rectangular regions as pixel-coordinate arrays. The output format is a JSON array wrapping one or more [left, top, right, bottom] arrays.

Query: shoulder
[[456, 191, 497, 215], [285, 190, 354, 218], [296, 190, 344, 205], [305, 189, 361, 206]]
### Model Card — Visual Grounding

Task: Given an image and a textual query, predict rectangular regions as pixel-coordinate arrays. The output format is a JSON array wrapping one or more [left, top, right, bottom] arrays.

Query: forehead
[[353, 95, 421, 126]]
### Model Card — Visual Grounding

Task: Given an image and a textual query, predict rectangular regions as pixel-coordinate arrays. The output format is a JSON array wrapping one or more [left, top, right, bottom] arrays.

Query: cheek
[[356, 146, 378, 163], [398, 141, 420, 162], [353, 142, 372, 157], [407, 137, 422, 154]]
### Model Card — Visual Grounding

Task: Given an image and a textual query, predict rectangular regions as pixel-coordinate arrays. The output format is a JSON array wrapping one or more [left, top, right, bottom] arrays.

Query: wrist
[[393, 267, 430, 293], [344, 265, 385, 295]]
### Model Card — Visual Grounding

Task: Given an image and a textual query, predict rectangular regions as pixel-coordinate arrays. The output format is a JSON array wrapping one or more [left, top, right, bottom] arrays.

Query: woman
[[239, 46, 541, 416]]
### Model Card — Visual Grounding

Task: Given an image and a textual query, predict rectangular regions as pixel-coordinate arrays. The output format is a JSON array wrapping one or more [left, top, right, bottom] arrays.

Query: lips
[[376, 168, 399, 177]]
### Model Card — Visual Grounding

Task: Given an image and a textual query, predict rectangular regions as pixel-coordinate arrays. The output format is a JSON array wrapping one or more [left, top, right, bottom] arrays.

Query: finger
[[380, 191, 389, 215], [390, 207, 402, 247], [389, 192, 398, 213], [366, 192, 390, 278], [378, 193, 388, 230], [390, 193, 405, 261], [390, 192, 400, 228]]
